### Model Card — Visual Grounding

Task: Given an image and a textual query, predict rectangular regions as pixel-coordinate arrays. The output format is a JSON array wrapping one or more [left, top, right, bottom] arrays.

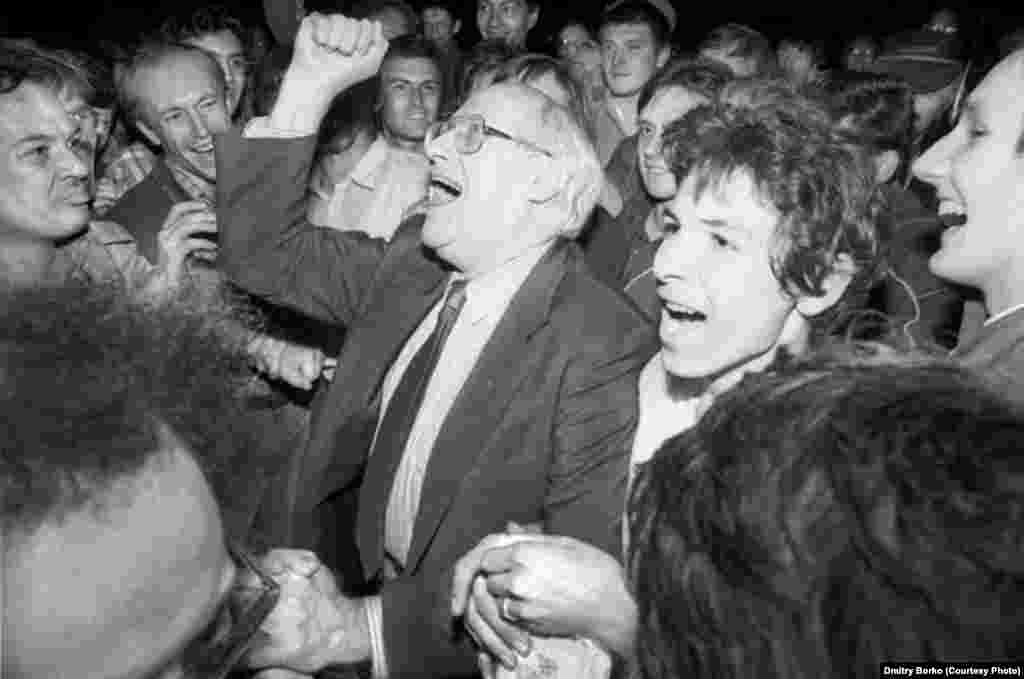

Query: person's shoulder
[[551, 245, 657, 344]]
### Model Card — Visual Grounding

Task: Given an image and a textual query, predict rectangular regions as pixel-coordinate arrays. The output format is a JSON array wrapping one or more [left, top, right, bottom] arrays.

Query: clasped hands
[[450, 526, 635, 674]]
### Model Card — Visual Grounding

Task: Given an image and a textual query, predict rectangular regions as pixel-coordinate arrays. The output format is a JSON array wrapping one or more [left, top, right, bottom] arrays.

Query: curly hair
[[0, 281, 267, 547], [628, 347, 1024, 679], [637, 55, 732, 112], [662, 78, 883, 318], [827, 70, 914, 158]]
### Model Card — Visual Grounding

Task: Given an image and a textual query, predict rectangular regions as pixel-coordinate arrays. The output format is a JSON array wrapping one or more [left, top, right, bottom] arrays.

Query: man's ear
[[453, 19, 462, 35], [526, 7, 539, 33], [795, 253, 856, 317], [874, 149, 901, 185], [527, 158, 567, 204], [656, 44, 671, 70], [135, 120, 162, 148]]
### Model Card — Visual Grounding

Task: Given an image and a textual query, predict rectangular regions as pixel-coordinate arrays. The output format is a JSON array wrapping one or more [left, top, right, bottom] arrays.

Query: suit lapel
[[403, 243, 571, 572]]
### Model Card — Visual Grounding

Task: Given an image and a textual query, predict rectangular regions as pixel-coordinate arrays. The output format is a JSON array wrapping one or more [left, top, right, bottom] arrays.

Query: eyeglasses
[[179, 543, 281, 679], [426, 114, 555, 158]]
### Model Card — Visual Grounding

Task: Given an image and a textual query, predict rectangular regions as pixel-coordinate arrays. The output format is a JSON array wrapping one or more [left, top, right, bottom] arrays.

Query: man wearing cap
[[593, 0, 673, 167], [871, 28, 966, 167]]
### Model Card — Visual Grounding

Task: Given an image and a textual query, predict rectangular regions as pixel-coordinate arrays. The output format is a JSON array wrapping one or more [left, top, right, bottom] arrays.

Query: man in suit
[[220, 14, 655, 679]]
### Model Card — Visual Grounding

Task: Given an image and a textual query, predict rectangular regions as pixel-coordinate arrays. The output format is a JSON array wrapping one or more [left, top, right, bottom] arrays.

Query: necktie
[[358, 279, 468, 575]]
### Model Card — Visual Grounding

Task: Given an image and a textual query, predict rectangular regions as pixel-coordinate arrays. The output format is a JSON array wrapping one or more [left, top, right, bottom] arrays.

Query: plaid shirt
[[93, 143, 157, 215], [166, 158, 216, 205]]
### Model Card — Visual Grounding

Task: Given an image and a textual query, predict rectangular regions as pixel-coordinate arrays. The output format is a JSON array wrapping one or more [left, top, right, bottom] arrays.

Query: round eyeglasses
[[426, 114, 555, 158]]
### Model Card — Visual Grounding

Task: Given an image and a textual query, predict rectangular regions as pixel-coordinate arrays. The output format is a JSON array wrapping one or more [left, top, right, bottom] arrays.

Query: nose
[[912, 127, 957, 188], [56, 141, 90, 178], [641, 134, 662, 161], [653, 226, 703, 283], [410, 86, 425, 110]]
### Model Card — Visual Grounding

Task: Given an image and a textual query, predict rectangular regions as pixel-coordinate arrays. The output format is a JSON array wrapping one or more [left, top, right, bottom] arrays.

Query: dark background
[[5, 0, 1023, 65]]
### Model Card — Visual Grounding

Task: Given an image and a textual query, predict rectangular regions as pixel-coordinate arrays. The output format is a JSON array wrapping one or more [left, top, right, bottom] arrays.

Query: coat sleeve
[[215, 129, 387, 327]]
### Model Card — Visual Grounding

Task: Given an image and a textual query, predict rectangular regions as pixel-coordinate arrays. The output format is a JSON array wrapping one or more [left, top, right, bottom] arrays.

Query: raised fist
[[290, 13, 388, 96]]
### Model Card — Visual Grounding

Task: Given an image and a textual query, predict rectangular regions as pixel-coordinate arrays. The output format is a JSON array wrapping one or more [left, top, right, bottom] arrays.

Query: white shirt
[[367, 243, 552, 679], [378, 242, 551, 566], [307, 136, 429, 240]]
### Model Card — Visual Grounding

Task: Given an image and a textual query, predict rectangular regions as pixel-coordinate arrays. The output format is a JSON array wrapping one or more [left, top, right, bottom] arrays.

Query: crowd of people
[[2, 0, 1024, 677]]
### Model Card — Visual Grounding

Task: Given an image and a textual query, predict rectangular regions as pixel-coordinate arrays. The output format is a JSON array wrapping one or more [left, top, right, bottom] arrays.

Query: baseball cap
[[871, 29, 964, 94]]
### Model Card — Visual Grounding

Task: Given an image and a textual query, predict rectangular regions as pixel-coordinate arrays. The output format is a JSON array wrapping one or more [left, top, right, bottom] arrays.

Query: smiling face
[[637, 86, 708, 200], [0, 83, 93, 241], [378, 56, 443, 147], [133, 50, 231, 181], [477, 0, 538, 48], [421, 84, 559, 276], [654, 171, 805, 390], [601, 22, 669, 98], [184, 29, 248, 117], [912, 51, 1024, 308], [422, 6, 459, 46]]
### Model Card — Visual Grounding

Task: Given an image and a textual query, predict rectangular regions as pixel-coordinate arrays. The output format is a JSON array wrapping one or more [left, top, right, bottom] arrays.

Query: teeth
[[937, 200, 965, 217], [663, 301, 706, 322]]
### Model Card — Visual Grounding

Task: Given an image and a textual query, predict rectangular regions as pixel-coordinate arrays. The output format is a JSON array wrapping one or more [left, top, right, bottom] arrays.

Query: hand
[[253, 339, 337, 390], [288, 13, 388, 100], [452, 535, 635, 659], [244, 549, 370, 673], [155, 200, 218, 287]]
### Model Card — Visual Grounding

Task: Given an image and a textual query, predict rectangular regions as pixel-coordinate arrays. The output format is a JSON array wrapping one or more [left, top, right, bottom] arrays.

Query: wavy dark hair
[[628, 345, 1024, 679], [662, 78, 883, 325], [827, 70, 915, 160], [0, 281, 269, 548]]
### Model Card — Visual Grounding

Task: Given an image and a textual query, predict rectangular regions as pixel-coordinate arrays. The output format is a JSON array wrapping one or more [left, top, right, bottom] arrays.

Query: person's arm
[[217, 14, 391, 326]]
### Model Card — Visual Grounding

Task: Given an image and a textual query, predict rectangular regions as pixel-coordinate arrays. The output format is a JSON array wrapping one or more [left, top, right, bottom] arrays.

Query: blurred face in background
[[637, 86, 708, 200], [477, 0, 538, 48], [422, 6, 460, 47], [378, 56, 443, 147], [600, 21, 669, 98], [184, 29, 249, 117]]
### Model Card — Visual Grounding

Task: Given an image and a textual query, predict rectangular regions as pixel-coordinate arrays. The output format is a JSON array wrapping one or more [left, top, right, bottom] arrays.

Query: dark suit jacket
[[954, 306, 1024, 407], [215, 129, 656, 678]]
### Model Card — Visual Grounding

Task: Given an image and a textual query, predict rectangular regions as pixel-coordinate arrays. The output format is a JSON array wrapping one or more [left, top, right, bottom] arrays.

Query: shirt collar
[[166, 158, 215, 203], [349, 137, 392, 190], [452, 242, 552, 325], [984, 302, 1024, 328]]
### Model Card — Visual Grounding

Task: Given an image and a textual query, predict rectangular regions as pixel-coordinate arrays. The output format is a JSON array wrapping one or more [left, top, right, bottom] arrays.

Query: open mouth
[[662, 300, 707, 323], [426, 173, 462, 207], [937, 199, 967, 229]]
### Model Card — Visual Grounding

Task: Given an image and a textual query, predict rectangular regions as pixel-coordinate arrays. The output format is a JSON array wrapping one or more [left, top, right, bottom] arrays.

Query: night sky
[[6, 0, 1023, 66]]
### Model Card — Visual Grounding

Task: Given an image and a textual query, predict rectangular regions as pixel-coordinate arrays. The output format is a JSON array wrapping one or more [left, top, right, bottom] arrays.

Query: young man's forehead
[[600, 21, 656, 42], [381, 56, 442, 81]]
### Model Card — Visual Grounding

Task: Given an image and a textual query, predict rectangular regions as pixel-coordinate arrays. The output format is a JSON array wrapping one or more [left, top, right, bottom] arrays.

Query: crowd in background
[[3, 0, 1024, 677]]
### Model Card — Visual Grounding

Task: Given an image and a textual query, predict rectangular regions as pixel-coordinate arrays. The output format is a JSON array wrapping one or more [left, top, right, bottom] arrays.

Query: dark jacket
[[215, 129, 656, 678]]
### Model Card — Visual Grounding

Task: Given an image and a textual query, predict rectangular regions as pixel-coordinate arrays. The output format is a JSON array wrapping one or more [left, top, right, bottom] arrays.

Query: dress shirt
[[93, 142, 157, 215], [365, 242, 551, 679], [985, 302, 1024, 328], [307, 136, 430, 241], [377, 242, 552, 567], [167, 158, 216, 205]]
